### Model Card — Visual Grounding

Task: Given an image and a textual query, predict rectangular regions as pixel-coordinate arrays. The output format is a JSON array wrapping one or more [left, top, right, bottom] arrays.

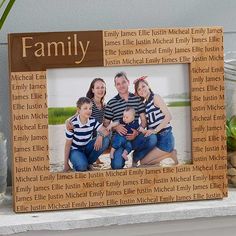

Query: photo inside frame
[[46, 64, 192, 172]]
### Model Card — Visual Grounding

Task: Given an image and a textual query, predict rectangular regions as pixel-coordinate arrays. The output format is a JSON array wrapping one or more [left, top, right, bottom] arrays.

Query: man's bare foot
[[122, 150, 128, 161], [110, 148, 115, 159]]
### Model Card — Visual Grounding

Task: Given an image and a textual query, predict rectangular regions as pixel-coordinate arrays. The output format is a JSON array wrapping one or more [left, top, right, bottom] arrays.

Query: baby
[[107, 107, 145, 160]]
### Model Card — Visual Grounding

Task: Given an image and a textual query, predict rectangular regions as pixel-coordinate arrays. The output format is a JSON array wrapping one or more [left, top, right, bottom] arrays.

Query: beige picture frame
[[8, 27, 227, 212]]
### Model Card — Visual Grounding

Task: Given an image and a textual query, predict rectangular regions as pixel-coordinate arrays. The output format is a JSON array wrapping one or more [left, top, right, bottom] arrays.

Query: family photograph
[[47, 65, 191, 172]]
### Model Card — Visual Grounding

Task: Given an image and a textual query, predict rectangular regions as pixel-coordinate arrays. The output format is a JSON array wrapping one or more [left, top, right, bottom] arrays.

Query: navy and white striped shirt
[[104, 93, 145, 122], [145, 93, 171, 132], [65, 115, 102, 149]]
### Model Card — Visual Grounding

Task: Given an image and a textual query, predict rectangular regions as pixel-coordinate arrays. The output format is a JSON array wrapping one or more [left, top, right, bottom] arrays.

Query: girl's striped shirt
[[145, 93, 171, 132]]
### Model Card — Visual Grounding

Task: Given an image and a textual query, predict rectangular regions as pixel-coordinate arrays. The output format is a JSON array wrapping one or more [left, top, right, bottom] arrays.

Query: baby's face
[[123, 111, 135, 124]]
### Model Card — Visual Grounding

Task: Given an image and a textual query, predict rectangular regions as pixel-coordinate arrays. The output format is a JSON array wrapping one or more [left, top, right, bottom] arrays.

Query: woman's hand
[[103, 128, 110, 136], [66, 119, 74, 131], [114, 124, 127, 136], [144, 129, 155, 137], [94, 136, 103, 151]]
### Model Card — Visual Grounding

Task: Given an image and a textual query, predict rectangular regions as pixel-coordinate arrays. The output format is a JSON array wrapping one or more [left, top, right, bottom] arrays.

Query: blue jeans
[[112, 133, 132, 153], [111, 133, 157, 169], [156, 128, 174, 152], [70, 137, 110, 171]]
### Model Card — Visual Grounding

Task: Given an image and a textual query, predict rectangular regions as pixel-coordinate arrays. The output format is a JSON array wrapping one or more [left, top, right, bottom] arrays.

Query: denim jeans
[[70, 137, 110, 171], [112, 133, 132, 153], [156, 128, 174, 152], [111, 133, 157, 169]]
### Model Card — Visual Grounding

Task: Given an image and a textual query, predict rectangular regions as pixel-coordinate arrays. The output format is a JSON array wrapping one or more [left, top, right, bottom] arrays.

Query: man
[[104, 72, 157, 169]]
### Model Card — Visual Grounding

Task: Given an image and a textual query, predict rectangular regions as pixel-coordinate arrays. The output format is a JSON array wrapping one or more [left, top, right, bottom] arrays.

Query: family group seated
[[64, 72, 178, 172]]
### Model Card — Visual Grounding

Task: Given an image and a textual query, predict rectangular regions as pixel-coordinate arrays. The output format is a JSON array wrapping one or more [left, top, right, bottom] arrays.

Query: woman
[[86, 78, 106, 125], [67, 78, 109, 165], [134, 76, 178, 166]]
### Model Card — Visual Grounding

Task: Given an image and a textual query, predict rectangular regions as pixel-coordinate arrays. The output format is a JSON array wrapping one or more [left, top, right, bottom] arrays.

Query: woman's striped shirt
[[91, 100, 105, 124], [65, 115, 101, 149], [145, 93, 171, 132]]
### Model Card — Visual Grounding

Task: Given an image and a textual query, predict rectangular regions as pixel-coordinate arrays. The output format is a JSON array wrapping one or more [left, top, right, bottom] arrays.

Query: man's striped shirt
[[65, 115, 101, 149], [104, 93, 145, 122]]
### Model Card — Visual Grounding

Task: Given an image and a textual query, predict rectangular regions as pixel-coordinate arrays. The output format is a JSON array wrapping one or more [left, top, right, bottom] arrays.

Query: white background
[[47, 64, 189, 107]]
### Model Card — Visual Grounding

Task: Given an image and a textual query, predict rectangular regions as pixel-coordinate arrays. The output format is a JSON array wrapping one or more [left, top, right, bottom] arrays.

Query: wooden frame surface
[[8, 27, 227, 212]]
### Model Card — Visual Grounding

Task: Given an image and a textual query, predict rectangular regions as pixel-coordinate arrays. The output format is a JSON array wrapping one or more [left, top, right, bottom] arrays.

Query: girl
[[134, 76, 178, 166]]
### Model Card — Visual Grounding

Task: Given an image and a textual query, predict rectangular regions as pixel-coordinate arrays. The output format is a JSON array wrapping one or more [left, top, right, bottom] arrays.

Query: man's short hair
[[114, 71, 128, 84]]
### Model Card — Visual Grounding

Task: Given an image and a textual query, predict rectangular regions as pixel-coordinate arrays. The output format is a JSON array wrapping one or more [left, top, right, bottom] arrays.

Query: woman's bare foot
[[140, 148, 178, 166], [171, 149, 178, 164]]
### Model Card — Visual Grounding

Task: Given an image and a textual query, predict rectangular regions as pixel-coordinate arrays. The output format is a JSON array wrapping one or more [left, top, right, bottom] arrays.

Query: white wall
[[1, 0, 236, 184]]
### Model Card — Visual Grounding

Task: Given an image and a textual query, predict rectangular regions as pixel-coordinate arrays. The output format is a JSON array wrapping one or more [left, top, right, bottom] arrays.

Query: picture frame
[[8, 26, 227, 212]]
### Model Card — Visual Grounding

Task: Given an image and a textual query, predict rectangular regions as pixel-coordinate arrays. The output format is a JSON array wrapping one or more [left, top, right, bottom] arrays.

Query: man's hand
[[126, 128, 139, 141], [94, 136, 103, 151], [114, 124, 127, 136]]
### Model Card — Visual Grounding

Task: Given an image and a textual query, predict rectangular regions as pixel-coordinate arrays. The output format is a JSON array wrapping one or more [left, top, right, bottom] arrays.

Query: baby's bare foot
[[122, 150, 128, 161]]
